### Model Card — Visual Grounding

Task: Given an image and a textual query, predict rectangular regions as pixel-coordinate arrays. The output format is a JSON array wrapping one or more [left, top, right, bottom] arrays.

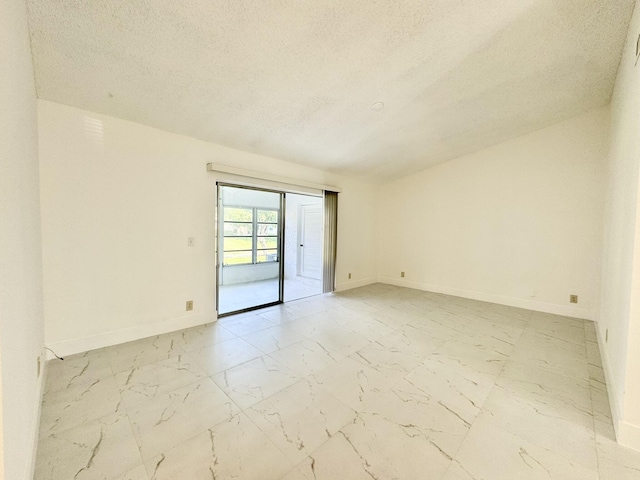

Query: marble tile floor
[[218, 276, 322, 315], [34, 284, 640, 480]]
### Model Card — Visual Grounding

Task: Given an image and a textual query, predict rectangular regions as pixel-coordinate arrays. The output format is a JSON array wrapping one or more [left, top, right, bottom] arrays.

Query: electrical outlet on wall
[[348, 273, 351, 279], [401, 272, 405, 278], [186, 300, 194, 311], [570, 294, 578, 304]]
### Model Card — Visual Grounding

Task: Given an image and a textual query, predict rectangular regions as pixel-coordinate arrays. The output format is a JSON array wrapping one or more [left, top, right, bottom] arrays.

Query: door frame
[[216, 182, 286, 317]]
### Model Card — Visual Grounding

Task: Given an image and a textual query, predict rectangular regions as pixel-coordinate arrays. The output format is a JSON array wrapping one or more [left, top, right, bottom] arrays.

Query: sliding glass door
[[216, 182, 337, 316], [283, 193, 323, 302], [217, 185, 283, 315]]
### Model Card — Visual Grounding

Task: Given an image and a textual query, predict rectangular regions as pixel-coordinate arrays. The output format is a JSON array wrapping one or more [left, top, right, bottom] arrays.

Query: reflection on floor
[[284, 276, 322, 302], [219, 276, 322, 314], [219, 278, 280, 314], [35, 284, 640, 480]]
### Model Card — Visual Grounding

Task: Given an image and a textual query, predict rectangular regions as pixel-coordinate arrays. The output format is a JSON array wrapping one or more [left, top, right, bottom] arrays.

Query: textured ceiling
[[27, 0, 634, 182]]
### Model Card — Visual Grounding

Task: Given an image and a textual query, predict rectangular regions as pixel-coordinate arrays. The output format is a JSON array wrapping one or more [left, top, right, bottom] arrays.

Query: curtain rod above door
[[206, 163, 342, 193]]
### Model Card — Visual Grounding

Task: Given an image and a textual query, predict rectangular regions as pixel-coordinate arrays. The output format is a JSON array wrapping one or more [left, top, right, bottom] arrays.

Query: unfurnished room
[[4, 1, 640, 479]]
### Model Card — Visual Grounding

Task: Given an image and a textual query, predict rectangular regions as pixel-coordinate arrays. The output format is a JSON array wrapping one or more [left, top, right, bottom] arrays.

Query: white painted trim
[[45, 311, 217, 358], [207, 163, 342, 193], [596, 322, 623, 439], [596, 326, 640, 452], [26, 348, 47, 480], [378, 277, 594, 320], [335, 277, 378, 292]]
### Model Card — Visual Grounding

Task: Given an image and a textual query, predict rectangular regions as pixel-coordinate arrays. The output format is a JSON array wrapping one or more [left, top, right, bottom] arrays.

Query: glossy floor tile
[[218, 276, 322, 315], [35, 284, 640, 479]]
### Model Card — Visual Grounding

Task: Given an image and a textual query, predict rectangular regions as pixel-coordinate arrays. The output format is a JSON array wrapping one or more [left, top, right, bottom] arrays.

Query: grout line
[[37, 285, 617, 479]]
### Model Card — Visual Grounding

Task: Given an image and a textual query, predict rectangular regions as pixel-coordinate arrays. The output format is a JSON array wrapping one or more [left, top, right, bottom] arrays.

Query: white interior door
[[299, 204, 322, 280]]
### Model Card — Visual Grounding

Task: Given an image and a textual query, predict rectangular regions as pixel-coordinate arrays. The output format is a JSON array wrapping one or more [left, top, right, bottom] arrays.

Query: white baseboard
[[596, 322, 623, 437], [378, 277, 594, 320], [45, 311, 217, 358], [335, 276, 378, 292], [595, 322, 640, 453], [26, 347, 47, 480]]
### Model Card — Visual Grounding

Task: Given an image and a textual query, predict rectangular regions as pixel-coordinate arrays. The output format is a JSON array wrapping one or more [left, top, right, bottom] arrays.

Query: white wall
[[38, 100, 378, 356], [222, 263, 280, 286], [333, 182, 379, 291], [0, 0, 46, 478], [379, 107, 609, 320], [599, 0, 640, 451]]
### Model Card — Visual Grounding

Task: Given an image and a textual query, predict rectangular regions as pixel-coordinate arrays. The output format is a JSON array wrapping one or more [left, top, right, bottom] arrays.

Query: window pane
[[257, 223, 277, 236], [257, 210, 278, 223], [257, 237, 277, 249], [223, 250, 252, 265], [224, 237, 253, 251], [224, 222, 253, 236], [256, 249, 278, 263], [224, 207, 252, 222]]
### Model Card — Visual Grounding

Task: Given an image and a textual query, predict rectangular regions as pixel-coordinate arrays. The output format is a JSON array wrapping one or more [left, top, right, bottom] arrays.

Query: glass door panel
[[217, 185, 283, 315]]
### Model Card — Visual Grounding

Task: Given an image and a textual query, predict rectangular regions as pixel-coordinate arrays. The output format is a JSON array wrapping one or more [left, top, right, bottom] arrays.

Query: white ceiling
[[27, 0, 635, 182]]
